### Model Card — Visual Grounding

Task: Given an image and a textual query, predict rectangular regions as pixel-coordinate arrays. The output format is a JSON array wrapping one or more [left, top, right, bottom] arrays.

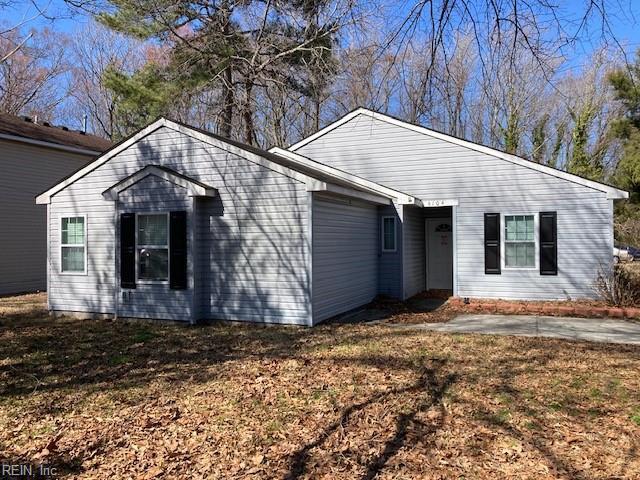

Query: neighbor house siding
[[49, 126, 310, 324], [0, 139, 91, 295], [312, 194, 378, 322], [295, 113, 612, 300]]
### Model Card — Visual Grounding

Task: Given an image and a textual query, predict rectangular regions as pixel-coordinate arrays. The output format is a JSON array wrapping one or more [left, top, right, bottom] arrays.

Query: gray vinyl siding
[[402, 205, 425, 299], [312, 194, 378, 322], [0, 139, 91, 295], [378, 204, 402, 298], [296, 113, 613, 300], [49, 126, 310, 324]]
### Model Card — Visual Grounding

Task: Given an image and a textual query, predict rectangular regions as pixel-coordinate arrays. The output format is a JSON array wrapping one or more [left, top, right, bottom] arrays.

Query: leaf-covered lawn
[[1, 294, 639, 479]]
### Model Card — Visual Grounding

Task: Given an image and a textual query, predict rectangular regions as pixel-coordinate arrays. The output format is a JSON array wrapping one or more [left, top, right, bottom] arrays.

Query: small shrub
[[594, 266, 640, 307]]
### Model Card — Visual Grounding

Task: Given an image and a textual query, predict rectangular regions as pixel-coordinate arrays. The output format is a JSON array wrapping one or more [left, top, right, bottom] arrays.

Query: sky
[[3, 0, 640, 62]]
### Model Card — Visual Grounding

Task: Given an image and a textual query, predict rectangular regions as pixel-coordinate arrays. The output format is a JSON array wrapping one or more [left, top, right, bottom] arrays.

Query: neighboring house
[[0, 113, 111, 295], [36, 109, 628, 325]]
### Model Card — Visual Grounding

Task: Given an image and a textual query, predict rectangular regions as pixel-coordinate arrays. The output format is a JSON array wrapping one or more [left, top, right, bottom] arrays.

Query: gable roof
[[288, 107, 629, 200], [102, 165, 218, 200], [36, 118, 412, 206], [0, 112, 112, 154]]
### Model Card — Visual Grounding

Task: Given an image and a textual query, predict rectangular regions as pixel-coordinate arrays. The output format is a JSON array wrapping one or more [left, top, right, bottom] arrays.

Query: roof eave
[[0, 132, 103, 156]]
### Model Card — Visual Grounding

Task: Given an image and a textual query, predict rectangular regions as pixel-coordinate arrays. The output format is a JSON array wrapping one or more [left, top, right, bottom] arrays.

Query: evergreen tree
[[567, 101, 603, 180], [96, 0, 344, 143], [609, 51, 640, 202], [531, 114, 548, 164]]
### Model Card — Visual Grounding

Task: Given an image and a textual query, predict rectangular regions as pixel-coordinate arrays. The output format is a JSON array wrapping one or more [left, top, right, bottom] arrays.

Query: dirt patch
[[1, 294, 639, 479]]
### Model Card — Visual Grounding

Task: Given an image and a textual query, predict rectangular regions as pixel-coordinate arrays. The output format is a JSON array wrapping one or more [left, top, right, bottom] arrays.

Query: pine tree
[[96, 0, 343, 142]]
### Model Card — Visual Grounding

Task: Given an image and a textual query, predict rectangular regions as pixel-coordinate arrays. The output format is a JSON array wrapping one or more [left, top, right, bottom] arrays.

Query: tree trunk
[[221, 65, 233, 138], [243, 81, 254, 145], [314, 97, 320, 132]]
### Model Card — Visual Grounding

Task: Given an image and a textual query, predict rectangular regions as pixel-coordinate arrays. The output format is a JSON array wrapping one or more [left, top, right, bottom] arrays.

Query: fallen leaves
[[0, 294, 639, 479]]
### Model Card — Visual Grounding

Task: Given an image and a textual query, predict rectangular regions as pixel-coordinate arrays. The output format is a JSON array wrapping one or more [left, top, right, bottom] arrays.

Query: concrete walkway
[[409, 314, 640, 345]]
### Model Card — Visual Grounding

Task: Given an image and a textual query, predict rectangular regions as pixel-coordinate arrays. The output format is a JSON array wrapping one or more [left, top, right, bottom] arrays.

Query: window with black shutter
[[540, 211, 557, 275], [484, 213, 501, 274], [169, 211, 188, 290], [120, 213, 136, 289]]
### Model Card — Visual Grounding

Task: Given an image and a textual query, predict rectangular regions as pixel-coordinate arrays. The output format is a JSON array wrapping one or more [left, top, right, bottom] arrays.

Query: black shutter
[[120, 213, 136, 289], [540, 211, 558, 275], [170, 211, 188, 290], [484, 213, 501, 274]]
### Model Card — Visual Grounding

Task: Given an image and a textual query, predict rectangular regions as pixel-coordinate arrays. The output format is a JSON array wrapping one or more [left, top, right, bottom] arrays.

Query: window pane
[[505, 216, 516, 241], [138, 248, 168, 280], [505, 242, 535, 267], [506, 243, 517, 266], [525, 243, 535, 266], [62, 246, 84, 272], [505, 215, 535, 242], [383, 218, 395, 250], [61, 217, 84, 245], [515, 216, 525, 240], [526, 216, 534, 241], [138, 215, 167, 246], [517, 243, 526, 265], [61, 218, 68, 244]]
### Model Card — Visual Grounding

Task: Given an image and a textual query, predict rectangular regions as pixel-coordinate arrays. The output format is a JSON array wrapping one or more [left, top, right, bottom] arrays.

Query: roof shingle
[[0, 113, 112, 152]]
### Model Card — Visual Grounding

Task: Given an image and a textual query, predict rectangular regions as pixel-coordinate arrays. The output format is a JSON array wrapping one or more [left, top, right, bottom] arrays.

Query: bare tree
[[0, 27, 68, 118], [63, 21, 145, 138]]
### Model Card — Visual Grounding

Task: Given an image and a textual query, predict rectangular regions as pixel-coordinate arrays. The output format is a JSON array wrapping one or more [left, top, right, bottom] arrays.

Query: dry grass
[[622, 262, 640, 282], [1, 294, 639, 479]]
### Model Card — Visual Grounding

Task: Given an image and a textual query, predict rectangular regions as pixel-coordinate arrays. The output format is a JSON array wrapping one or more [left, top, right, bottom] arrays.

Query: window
[[504, 214, 535, 268], [382, 216, 396, 252], [136, 213, 169, 282], [61, 216, 86, 273]]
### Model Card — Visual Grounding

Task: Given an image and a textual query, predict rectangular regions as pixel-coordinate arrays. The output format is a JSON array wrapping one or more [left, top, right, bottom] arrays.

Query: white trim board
[[36, 118, 392, 206], [59, 214, 88, 276], [102, 165, 217, 200], [287, 108, 629, 200]]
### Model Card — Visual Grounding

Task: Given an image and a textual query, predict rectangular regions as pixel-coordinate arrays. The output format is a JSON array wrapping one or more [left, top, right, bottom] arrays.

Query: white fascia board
[[0, 132, 103, 156], [289, 108, 629, 199], [102, 165, 217, 200], [269, 146, 421, 206], [309, 181, 391, 205]]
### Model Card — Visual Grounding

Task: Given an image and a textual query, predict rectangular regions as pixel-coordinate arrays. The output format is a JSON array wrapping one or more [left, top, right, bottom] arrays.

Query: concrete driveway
[[410, 314, 640, 345]]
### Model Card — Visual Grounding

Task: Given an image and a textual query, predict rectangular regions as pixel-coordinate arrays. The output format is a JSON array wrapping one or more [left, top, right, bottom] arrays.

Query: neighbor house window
[[504, 214, 535, 268], [61, 216, 86, 273], [137, 213, 169, 281], [382, 216, 396, 252]]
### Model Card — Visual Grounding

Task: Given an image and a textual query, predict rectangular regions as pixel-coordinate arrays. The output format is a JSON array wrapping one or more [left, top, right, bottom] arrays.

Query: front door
[[426, 218, 453, 290]]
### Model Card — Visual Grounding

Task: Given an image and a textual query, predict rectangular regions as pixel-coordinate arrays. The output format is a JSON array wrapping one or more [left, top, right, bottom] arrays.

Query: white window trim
[[381, 216, 397, 252], [501, 213, 538, 271], [60, 214, 87, 275], [135, 212, 170, 284]]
